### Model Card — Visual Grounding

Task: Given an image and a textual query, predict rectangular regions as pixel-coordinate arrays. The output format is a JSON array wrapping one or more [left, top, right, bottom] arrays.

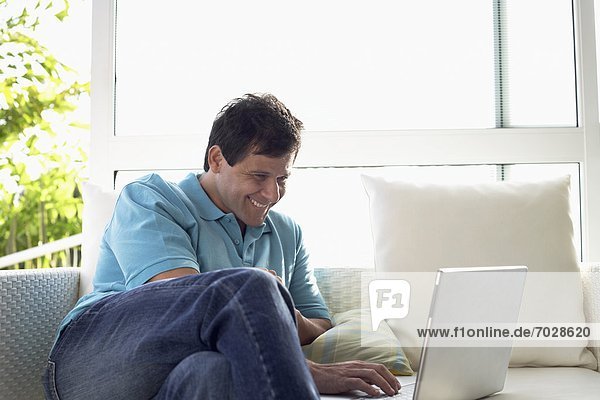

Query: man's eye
[[254, 174, 267, 181]]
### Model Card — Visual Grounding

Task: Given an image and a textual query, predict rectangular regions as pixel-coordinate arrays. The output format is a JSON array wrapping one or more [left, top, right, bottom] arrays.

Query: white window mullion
[[295, 129, 584, 168], [576, 0, 600, 261], [90, 0, 116, 190]]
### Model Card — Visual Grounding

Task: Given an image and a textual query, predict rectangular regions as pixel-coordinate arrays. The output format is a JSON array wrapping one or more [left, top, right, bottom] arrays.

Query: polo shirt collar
[[179, 173, 224, 221], [179, 173, 272, 233]]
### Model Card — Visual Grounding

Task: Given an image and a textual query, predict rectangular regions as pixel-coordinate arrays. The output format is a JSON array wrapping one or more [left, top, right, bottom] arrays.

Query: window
[[114, 0, 576, 136], [495, 0, 576, 127], [93, 0, 600, 261]]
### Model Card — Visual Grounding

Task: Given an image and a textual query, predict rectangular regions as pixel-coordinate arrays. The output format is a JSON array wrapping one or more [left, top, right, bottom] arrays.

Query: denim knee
[[210, 268, 286, 296], [234, 268, 294, 309], [239, 267, 279, 289]]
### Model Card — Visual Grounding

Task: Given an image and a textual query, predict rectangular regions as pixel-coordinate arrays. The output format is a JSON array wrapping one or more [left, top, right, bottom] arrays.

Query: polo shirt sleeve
[[287, 223, 331, 321], [105, 176, 200, 289]]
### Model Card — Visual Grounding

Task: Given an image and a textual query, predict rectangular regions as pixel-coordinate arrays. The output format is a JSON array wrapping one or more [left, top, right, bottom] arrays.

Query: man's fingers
[[367, 362, 401, 392], [354, 367, 398, 396], [341, 361, 400, 394], [309, 360, 400, 396], [268, 269, 283, 284], [345, 377, 381, 397], [257, 267, 283, 283]]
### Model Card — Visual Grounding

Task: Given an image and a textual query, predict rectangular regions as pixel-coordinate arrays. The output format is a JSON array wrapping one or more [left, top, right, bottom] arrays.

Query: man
[[43, 93, 400, 399]]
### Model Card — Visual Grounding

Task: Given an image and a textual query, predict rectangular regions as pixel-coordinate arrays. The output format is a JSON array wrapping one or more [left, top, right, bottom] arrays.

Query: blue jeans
[[42, 268, 319, 399]]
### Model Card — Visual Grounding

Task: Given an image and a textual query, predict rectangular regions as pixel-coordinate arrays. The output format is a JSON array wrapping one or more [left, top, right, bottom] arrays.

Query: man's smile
[[249, 196, 269, 208]]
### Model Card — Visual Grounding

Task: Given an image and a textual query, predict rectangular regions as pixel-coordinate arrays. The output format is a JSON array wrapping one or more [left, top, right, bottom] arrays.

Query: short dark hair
[[203, 93, 304, 171]]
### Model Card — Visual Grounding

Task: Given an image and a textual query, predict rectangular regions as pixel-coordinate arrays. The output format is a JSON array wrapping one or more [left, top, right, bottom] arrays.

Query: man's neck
[[198, 173, 246, 236]]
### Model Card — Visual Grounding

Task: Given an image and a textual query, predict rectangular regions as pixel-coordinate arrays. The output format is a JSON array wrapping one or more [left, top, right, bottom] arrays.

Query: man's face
[[212, 151, 293, 229]]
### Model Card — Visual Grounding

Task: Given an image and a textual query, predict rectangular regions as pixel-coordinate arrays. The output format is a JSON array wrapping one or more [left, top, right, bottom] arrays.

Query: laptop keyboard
[[389, 383, 414, 399], [351, 383, 415, 399]]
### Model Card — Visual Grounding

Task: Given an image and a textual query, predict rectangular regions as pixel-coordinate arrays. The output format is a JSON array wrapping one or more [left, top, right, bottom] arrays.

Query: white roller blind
[[114, 1, 576, 136], [494, 0, 576, 127], [114, 0, 495, 135]]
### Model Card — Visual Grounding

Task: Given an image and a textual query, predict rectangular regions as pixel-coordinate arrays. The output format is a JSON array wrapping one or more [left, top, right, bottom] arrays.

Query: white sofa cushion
[[362, 175, 597, 369], [391, 367, 600, 399], [392, 367, 600, 399], [497, 367, 600, 399], [80, 182, 117, 297]]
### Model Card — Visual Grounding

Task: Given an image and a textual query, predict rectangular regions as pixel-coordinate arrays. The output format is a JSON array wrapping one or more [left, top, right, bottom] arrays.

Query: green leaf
[[0, 0, 87, 264]]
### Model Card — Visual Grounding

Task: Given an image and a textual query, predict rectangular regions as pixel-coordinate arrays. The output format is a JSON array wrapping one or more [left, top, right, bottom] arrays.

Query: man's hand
[[307, 360, 401, 397], [259, 268, 284, 284]]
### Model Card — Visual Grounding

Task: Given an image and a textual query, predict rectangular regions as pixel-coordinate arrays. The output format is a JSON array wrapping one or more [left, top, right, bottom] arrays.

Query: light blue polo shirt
[[58, 173, 330, 335]]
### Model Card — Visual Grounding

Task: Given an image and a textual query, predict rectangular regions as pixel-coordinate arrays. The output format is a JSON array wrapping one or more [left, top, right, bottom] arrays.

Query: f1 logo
[[368, 279, 411, 331]]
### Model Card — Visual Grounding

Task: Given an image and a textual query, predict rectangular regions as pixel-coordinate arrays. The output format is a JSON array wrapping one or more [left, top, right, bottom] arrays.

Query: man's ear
[[207, 145, 225, 173]]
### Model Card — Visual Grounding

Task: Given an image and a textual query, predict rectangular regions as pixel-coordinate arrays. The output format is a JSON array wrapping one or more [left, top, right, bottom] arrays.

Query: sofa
[[1, 266, 599, 400], [2, 176, 600, 399]]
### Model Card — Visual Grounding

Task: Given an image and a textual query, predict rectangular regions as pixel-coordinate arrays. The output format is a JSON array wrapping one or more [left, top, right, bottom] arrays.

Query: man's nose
[[262, 179, 281, 203]]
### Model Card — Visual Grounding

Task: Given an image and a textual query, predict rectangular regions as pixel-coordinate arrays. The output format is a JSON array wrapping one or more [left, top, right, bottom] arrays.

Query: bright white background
[[114, 0, 577, 136]]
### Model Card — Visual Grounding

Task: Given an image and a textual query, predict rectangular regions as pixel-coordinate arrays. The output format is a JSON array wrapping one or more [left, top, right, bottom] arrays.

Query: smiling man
[[43, 94, 400, 400]]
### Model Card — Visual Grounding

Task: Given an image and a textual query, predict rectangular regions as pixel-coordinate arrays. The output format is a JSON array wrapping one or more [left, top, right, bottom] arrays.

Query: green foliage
[[0, 0, 88, 268]]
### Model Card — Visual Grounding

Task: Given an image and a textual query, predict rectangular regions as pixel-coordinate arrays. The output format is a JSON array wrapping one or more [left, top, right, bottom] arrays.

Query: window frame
[[90, 0, 600, 261]]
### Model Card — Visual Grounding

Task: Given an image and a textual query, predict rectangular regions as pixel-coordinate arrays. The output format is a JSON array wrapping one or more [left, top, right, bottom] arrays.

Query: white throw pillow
[[80, 182, 117, 297], [362, 175, 596, 369]]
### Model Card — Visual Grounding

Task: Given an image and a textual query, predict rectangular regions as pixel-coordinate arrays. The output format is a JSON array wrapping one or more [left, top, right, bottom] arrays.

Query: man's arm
[[147, 267, 198, 282], [295, 310, 331, 345]]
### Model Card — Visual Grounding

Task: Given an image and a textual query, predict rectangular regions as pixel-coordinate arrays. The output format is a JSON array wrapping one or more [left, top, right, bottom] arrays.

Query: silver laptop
[[320, 265, 528, 400]]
